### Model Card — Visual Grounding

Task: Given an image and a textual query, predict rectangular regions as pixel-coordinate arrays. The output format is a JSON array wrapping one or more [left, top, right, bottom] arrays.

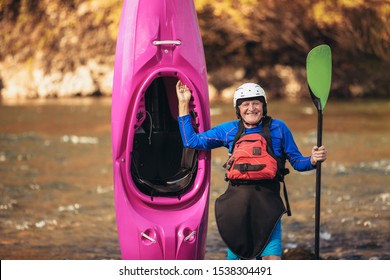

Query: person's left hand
[[310, 145, 327, 165]]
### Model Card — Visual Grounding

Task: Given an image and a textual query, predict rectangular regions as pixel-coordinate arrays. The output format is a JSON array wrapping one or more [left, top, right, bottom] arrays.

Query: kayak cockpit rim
[[121, 68, 207, 205]]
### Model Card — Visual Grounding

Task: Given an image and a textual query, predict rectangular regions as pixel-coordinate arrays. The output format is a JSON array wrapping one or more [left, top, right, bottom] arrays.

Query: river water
[[0, 97, 389, 260]]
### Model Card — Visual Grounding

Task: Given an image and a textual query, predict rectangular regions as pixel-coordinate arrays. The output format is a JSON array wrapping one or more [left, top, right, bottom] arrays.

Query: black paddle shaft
[[315, 107, 323, 260]]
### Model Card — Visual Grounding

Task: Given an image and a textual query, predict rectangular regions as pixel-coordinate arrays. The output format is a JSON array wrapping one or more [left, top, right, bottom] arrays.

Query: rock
[[87, 60, 114, 96], [208, 83, 218, 103], [0, 60, 38, 99], [0, 57, 113, 98], [282, 248, 318, 260], [274, 64, 306, 101], [220, 84, 239, 104]]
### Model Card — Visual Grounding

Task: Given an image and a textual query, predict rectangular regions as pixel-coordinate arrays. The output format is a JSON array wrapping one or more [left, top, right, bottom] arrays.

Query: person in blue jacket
[[176, 81, 327, 260]]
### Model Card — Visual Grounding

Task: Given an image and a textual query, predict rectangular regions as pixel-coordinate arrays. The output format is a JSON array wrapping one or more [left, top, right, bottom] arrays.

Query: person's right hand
[[176, 80, 192, 116], [176, 80, 191, 104]]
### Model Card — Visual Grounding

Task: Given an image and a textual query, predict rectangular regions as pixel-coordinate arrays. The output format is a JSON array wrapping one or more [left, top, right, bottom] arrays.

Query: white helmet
[[233, 83, 267, 107]]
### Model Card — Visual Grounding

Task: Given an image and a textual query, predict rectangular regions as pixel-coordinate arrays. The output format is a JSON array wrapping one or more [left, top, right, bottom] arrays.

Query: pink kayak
[[111, 0, 211, 259]]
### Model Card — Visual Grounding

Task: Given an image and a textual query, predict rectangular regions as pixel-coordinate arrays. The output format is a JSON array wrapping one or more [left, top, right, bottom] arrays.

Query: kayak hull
[[111, 0, 210, 260]]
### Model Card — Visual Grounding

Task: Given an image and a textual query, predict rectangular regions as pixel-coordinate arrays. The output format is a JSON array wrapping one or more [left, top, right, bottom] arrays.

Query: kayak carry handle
[[184, 230, 196, 242], [141, 231, 156, 243], [153, 40, 182, 46]]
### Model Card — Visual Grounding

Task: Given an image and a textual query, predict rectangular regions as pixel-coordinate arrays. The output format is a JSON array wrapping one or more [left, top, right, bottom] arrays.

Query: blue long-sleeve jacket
[[178, 114, 314, 172]]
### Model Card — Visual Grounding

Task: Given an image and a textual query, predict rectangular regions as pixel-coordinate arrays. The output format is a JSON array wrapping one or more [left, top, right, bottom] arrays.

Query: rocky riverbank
[[0, 0, 119, 99], [1, 0, 389, 100]]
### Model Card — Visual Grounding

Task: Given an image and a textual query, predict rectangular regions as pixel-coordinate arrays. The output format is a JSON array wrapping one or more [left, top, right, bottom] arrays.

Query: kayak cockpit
[[130, 77, 198, 199]]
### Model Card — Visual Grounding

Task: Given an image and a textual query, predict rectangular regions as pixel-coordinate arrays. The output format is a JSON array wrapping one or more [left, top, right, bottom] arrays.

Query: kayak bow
[[111, 0, 211, 260]]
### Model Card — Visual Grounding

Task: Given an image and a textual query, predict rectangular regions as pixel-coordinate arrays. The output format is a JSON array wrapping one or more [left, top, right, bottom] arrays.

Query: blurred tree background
[[0, 0, 389, 100]]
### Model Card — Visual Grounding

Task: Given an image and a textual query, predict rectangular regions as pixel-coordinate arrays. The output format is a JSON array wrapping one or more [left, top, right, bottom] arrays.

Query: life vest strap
[[233, 163, 266, 172]]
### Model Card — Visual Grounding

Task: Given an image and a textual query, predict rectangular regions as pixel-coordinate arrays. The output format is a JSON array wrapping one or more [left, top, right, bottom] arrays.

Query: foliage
[[0, 0, 118, 72], [195, 0, 389, 62], [195, 0, 389, 97], [0, 0, 389, 98]]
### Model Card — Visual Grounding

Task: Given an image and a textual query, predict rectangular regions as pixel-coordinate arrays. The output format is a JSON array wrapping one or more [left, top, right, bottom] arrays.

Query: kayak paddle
[[306, 44, 332, 260]]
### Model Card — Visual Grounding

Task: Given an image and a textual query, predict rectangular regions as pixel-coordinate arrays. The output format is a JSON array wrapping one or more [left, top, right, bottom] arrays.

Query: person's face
[[239, 100, 263, 127]]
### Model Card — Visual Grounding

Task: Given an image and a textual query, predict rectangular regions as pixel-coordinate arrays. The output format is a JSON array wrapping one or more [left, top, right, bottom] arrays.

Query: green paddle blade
[[306, 44, 332, 111]]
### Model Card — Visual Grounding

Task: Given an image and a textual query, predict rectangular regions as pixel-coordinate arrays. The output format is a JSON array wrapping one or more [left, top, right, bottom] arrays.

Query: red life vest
[[225, 133, 277, 181]]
